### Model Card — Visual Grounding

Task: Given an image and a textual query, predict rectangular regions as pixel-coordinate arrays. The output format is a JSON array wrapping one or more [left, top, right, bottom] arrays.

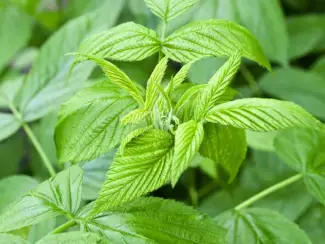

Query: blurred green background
[[1, 0, 325, 242]]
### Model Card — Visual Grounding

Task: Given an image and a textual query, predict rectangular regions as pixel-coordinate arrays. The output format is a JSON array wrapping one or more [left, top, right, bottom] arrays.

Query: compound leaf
[[0, 165, 83, 232], [55, 81, 137, 164], [94, 129, 174, 212], [163, 19, 270, 70], [172, 120, 204, 186], [205, 98, 323, 132]]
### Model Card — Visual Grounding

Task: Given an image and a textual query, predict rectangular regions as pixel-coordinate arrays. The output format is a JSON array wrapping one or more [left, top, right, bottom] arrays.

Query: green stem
[[240, 65, 262, 96], [50, 220, 76, 234], [188, 169, 198, 207], [9, 103, 56, 177], [235, 174, 303, 211]]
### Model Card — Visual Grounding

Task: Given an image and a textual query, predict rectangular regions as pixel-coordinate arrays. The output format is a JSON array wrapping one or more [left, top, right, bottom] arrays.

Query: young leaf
[[162, 19, 271, 70], [0, 175, 38, 213], [55, 81, 137, 163], [145, 57, 168, 109], [215, 208, 311, 243], [0, 165, 83, 232], [94, 129, 174, 212], [37, 232, 102, 244], [144, 0, 198, 22], [0, 234, 30, 244], [172, 120, 204, 186], [18, 7, 122, 122], [205, 98, 323, 132], [168, 61, 193, 91], [274, 128, 325, 205], [195, 50, 241, 119], [73, 54, 145, 105], [0, 113, 21, 142], [0, 6, 32, 73], [121, 108, 150, 125], [259, 67, 325, 120], [78, 197, 227, 244], [199, 123, 247, 183], [76, 22, 161, 62], [235, 0, 289, 65]]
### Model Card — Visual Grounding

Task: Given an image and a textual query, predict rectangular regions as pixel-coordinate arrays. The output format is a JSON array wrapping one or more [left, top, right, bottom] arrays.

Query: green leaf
[[0, 113, 21, 142], [94, 129, 174, 212], [171, 62, 193, 89], [311, 55, 325, 79], [0, 234, 30, 244], [18, 8, 122, 122], [299, 204, 325, 244], [145, 57, 168, 109], [76, 22, 160, 62], [144, 0, 198, 22], [259, 67, 325, 119], [122, 108, 150, 125], [287, 14, 325, 59], [199, 123, 247, 183], [172, 120, 204, 186], [205, 98, 323, 132], [0, 175, 38, 213], [162, 19, 271, 70], [0, 6, 32, 73], [37, 232, 102, 244], [0, 165, 83, 232], [274, 128, 325, 205], [194, 50, 241, 119], [78, 197, 227, 244], [215, 208, 311, 244], [81, 153, 114, 201], [0, 76, 24, 108], [55, 81, 137, 163], [27, 219, 57, 243], [246, 130, 278, 151], [235, 0, 288, 65], [73, 54, 145, 105]]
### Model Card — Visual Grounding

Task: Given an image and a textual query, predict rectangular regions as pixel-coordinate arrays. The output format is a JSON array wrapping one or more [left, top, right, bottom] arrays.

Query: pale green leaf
[[0, 175, 38, 213], [246, 130, 278, 151], [76, 22, 160, 62], [194, 50, 241, 119], [215, 208, 311, 244], [199, 123, 246, 183], [0, 234, 30, 244], [274, 128, 325, 205], [0, 113, 21, 142], [287, 14, 325, 59], [0, 165, 83, 232], [0, 76, 24, 108], [94, 129, 174, 211], [205, 98, 323, 132], [27, 219, 57, 243], [37, 232, 102, 244], [235, 0, 288, 65], [260, 67, 325, 120], [163, 19, 270, 70], [81, 152, 114, 201], [18, 8, 122, 122], [78, 197, 227, 244], [12, 47, 39, 71], [144, 0, 198, 22], [0, 6, 32, 73], [55, 81, 137, 164], [172, 120, 204, 186], [145, 57, 168, 110], [73, 54, 144, 105], [171, 61, 193, 88]]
